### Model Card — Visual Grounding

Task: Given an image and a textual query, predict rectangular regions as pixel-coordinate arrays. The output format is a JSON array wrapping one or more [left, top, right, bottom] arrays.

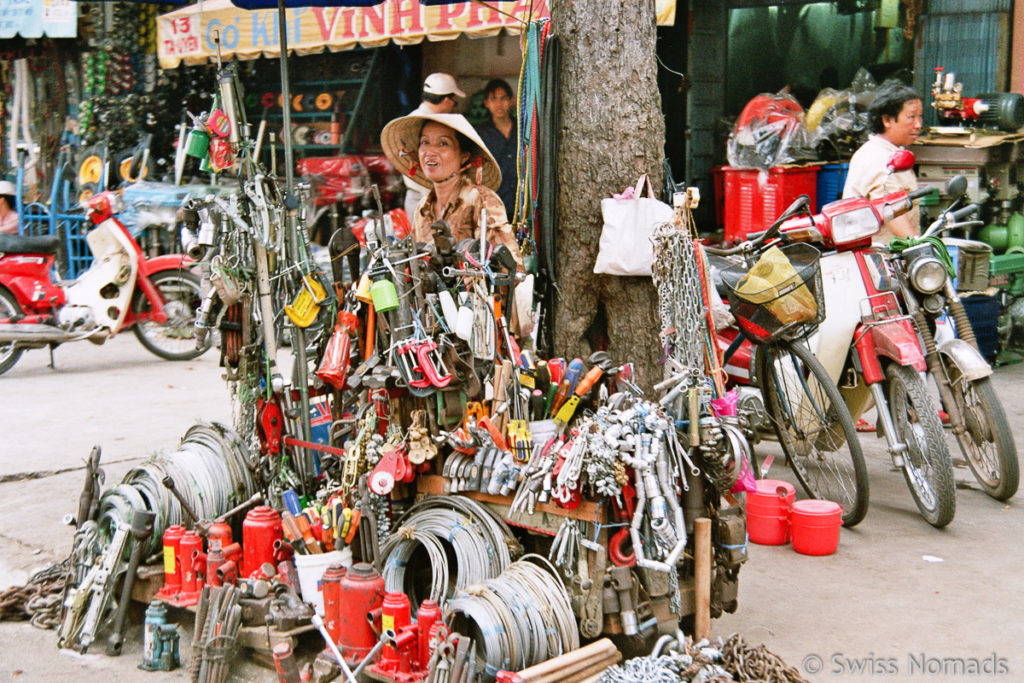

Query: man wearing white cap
[[0, 180, 18, 235], [404, 73, 466, 218]]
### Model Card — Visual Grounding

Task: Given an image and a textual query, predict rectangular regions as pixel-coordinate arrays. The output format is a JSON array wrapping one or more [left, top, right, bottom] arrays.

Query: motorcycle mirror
[[945, 175, 968, 200], [886, 149, 916, 173]]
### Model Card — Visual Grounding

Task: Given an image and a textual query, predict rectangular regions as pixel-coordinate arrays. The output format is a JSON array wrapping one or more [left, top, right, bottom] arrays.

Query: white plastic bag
[[594, 174, 673, 276]]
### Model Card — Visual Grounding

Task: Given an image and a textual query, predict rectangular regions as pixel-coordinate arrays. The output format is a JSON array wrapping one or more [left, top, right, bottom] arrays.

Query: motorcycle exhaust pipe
[[0, 324, 94, 344]]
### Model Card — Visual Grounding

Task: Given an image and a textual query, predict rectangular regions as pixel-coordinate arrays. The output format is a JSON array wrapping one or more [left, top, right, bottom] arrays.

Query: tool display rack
[[245, 49, 381, 161]]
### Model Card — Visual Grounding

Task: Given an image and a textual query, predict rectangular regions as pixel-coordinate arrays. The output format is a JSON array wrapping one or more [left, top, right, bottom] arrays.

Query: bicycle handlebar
[[703, 193, 810, 256]]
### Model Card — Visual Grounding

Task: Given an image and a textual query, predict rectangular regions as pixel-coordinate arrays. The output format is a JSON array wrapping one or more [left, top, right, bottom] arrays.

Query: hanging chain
[[651, 211, 705, 370]]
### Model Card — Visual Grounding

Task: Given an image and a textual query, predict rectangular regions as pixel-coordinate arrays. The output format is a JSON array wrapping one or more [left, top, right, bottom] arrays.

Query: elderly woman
[[382, 113, 523, 270]]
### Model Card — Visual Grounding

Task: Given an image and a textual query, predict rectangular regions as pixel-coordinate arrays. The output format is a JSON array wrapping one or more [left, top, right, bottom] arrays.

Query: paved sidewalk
[[1, 335, 1021, 682]]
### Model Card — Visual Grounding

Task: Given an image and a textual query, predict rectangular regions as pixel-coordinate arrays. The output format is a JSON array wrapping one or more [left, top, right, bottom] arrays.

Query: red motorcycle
[[713, 155, 956, 527], [0, 191, 211, 375]]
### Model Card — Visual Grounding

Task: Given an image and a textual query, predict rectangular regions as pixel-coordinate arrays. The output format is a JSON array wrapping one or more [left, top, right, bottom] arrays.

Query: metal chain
[[0, 558, 69, 629], [720, 632, 810, 683], [651, 219, 705, 370]]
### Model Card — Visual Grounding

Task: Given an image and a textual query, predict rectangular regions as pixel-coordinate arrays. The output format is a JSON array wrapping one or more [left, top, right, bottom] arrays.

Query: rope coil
[[445, 554, 578, 674], [97, 422, 257, 554]]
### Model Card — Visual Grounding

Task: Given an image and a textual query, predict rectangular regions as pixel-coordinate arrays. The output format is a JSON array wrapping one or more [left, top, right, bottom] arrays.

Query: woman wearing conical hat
[[382, 113, 523, 270]]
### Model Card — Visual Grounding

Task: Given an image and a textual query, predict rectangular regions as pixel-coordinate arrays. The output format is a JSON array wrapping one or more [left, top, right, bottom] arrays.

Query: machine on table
[[911, 133, 1024, 355]]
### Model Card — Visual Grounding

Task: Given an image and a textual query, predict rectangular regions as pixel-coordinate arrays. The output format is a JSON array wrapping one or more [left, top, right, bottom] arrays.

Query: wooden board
[[915, 131, 1024, 148], [416, 475, 607, 534], [236, 622, 315, 653]]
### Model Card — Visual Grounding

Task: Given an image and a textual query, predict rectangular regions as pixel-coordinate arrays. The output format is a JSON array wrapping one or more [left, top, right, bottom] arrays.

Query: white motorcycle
[[0, 191, 211, 374]]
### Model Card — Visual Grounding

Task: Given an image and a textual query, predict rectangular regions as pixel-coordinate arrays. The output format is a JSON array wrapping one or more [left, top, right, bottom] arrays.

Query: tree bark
[[550, 0, 666, 391]]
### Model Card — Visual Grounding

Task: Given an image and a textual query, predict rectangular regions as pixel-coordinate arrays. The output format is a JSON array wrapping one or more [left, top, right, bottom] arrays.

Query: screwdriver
[[549, 358, 584, 417], [280, 511, 309, 555], [535, 360, 551, 395]]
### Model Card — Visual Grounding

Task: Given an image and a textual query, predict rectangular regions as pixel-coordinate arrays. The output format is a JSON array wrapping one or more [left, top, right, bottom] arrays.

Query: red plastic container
[[790, 499, 843, 556], [712, 165, 727, 227], [723, 166, 819, 242], [747, 479, 795, 545]]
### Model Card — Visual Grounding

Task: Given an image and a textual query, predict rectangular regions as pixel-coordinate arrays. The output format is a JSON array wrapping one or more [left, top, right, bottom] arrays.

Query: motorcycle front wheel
[[0, 288, 25, 375], [942, 362, 1018, 501], [131, 270, 212, 361], [887, 364, 956, 528], [757, 340, 869, 527]]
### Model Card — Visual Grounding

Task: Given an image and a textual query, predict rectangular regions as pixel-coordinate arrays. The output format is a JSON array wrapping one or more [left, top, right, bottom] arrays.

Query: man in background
[[842, 80, 923, 243]]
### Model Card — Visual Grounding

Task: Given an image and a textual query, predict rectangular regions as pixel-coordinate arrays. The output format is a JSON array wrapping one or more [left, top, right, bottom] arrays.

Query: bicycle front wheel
[[757, 340, 869, 527]]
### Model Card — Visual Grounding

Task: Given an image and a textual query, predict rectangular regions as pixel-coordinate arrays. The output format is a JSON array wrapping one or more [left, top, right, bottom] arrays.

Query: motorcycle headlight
[[830, 207, 880, 245], [908, 257, 948, 294], [922, 293, 946, 315]]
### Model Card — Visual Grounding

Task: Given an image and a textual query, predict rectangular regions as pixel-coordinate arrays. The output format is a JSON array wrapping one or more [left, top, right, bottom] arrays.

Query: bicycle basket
[[720, 242, 825, 343]]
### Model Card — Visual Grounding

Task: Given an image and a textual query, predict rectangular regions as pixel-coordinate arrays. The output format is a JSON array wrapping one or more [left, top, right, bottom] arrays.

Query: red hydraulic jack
[[154, 526, 204, 607], [370, 592, 443, 683]]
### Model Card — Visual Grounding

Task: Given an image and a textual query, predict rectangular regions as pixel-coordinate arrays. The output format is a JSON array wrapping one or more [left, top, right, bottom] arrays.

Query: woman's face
[[418, 121, 469, 183], [483, 88, 513, 121]]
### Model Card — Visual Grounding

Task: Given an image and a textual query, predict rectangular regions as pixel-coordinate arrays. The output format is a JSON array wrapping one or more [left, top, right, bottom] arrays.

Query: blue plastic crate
[[960, 294, 1000, 361], [815, 162, 850, 212]]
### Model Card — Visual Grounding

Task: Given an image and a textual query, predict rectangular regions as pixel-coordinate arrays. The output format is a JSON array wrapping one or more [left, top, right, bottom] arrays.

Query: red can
[[161, 525, 187, 591], [242, 506, 283, 578], [328, 563, 385, 663], [415, 600, 441, 669], [380, 591, 413, 664], [321, 564, 348, 644], [178, 531, 204, 592]]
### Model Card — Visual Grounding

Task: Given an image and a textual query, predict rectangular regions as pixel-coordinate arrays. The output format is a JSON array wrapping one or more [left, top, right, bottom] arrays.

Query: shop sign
[[159, 0, 675, 68]]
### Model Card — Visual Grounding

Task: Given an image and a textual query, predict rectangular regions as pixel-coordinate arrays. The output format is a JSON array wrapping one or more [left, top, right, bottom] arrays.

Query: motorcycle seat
[[0, 233, 61, 255]]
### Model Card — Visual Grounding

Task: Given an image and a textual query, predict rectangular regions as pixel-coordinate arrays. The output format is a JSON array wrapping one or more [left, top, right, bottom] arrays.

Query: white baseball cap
[[423, 73, 465, 98], [0, 180, 15, 196]]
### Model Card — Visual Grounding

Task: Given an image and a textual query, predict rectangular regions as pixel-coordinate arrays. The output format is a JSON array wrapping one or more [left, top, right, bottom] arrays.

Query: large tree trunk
[[550, 0, 666, 390]]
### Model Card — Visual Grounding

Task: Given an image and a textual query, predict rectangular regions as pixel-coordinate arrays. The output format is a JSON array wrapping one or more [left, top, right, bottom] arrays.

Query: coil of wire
[[446, 554, 579, 676], [380, 496, 515, 607], [97, 422, 258, 554]]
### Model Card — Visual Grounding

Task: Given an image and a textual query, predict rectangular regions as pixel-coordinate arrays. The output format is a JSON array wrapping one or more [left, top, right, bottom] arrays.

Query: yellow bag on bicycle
[[735, 245, 817, 325]]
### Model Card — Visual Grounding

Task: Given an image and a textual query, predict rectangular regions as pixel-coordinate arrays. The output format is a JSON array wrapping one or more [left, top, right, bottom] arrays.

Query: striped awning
[[158, 0, 676, 69], [157, 0, 548, 69], [0, 0, 77, 39]]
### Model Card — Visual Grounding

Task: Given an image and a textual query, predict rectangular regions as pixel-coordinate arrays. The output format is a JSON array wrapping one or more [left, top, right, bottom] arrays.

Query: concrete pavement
[[0, 334, 1021, 682]]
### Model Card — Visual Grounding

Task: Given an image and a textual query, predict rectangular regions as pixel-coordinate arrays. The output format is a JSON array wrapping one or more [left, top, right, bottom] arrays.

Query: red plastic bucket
[[790, 500, 843, 556], [747, 479, 796, 545]]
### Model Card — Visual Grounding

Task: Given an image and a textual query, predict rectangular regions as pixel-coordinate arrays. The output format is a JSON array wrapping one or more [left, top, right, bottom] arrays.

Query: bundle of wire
[[381, 496, 515, 607], [446, 555, 579, 676], [97, 422, 258, 554]]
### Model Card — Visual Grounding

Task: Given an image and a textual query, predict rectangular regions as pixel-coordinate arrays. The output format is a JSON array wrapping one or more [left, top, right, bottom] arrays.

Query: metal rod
[[351, 633, 389, 679], [277, 0, 294, 193], [310, 614, 358, 683], [694, 517, 711, 640]]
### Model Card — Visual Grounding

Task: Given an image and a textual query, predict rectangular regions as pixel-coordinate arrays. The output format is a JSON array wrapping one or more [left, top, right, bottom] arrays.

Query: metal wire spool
[[96, 422, 258, 555], [380, 496, 515, 608], [446, 554, 579, 674]]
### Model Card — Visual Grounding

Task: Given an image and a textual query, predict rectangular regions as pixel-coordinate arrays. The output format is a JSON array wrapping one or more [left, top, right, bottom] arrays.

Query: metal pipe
[[105, 509, 155, 655], [310, 613, 358, 683], [694, 517, 712, 641], [350, 631, 389, 679], [867, 382, 907, 464], [277, 0, 294, 193]]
